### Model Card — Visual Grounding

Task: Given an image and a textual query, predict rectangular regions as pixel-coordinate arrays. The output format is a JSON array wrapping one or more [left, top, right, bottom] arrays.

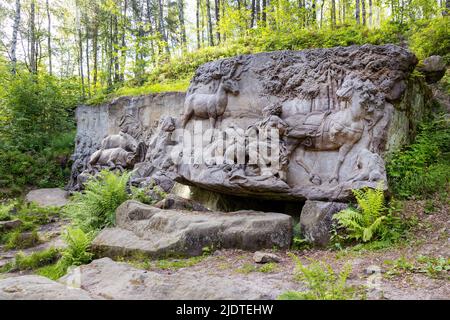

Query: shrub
[[386, 115, 450, 199], [64, 170, 132, 233], [409, 17, 450, 60], [278, 255, 358, 300]]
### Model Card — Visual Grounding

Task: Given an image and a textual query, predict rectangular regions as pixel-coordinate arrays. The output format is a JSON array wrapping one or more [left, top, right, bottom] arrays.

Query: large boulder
[[69, 45, 431, 203], [0, 275, 96, 300], [418, 55, 446, 84], [25, 188, 68, 207], [300, 200, 348, 246], [59, 258, 298, 300], [92, 200, 293, 258]]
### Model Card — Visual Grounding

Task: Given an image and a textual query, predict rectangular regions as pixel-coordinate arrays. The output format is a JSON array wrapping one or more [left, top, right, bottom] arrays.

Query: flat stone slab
[[59, 258, 298, 299], [0, 275, 97, 300], [92, 200, 293, 258], [25, 188, 69, 207]]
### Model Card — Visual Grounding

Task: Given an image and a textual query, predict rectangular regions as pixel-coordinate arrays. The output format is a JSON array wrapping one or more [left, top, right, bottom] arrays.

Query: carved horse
[[285, 90, 378, 185], [181, 58, 245, 129]]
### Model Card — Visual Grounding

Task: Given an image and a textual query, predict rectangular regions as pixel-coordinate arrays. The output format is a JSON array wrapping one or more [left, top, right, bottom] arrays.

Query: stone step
[[91, 200, 293, 259]]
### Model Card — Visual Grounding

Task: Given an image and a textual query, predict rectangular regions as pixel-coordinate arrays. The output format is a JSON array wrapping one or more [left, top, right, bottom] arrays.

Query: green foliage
[[0, 72, 78, 193], [409, 17, 450, 60], [334, 183, 387, 243], [0, 248, 60, 273], [0, 201, 15, 221], [4, 230, 40, 250], [59, 227, 94, 267], [36, 227, 94, 280], [385, 255, 450, 279], [236, 262, 278, 274], [386, 115, 450, 199], [278, 255, 358, 300], [64, 170, 132, 233], [0, 73, 79, 151]]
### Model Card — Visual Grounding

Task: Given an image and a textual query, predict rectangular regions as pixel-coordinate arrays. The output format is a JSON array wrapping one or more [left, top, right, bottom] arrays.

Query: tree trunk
[[331, 0, 336, 27], [178, 0, 187, 46], [206, 0, 214, 46], [196, 0, 201, 49], [46, 0, 52, 75], [251, 0, 255, 27], [215, 0, 220, 42], [158, 0, 169, 53], [30, 0, 37, 74], [362, 0, 366, 25], [320, 0, 325, 28], [86, 31, 90, 97], [355, 0, 360, 25], [10, 0, 20, 75], [262, 0, 267, 25], [369, 0, 372, 25], [93, 22, 98, 88], [121, 0, 128, 82], [77, 8, 85, 98]]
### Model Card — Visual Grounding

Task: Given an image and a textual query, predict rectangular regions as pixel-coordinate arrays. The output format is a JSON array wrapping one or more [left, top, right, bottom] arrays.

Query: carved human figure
[[287, 80, 382, 185]]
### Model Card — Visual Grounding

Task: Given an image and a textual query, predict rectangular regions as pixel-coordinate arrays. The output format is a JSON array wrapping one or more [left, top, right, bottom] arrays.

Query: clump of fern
[[278, 255, 359, 300], [37, 227, 94, 280], [334, 182, 395, 243], [64, 170, 131, 233]]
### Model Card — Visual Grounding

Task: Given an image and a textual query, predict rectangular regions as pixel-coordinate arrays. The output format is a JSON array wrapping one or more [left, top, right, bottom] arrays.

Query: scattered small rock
[[253, 251, 281, 264], [0, 219, 23, 232]]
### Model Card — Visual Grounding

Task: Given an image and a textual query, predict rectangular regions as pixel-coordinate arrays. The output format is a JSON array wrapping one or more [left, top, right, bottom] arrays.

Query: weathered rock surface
[[418, 55, 446, 84], [0, 275, 96, 300], [0, 219, 22, 233], [59, 258, 297, 299], [25, 188, 68, 207], [69, 44, 431, 203], [300, 200, 348, 246], [92, 200, 293, 258], [153, 194, 210, 211], [253, 251, 281, 264]]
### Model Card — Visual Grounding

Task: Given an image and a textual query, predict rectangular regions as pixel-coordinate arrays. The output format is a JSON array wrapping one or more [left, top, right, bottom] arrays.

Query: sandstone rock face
[[69, 45, 430, 203], [418, 55, 446, 84], [59, 258, 295, 300], [153, 194, 210, 211], [25, 188, 68, 207], [300, 200, 348, 246], [0, 275, 96, 300], [68, 92, 185, 191], [91, 200, 293, 258]]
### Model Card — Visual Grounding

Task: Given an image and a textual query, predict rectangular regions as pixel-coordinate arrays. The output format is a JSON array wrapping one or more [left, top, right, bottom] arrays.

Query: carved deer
[[181, 58, 244, 129]]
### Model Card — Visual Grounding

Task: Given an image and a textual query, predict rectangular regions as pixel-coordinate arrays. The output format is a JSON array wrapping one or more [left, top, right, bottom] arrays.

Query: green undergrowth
[[236, 262, 278, 274], [0, 200, 60, 250], [384, 255, 450, 279], [0, 247, 60, 273], [278, 254, 363, 300], [386, 114, 450, 200]]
